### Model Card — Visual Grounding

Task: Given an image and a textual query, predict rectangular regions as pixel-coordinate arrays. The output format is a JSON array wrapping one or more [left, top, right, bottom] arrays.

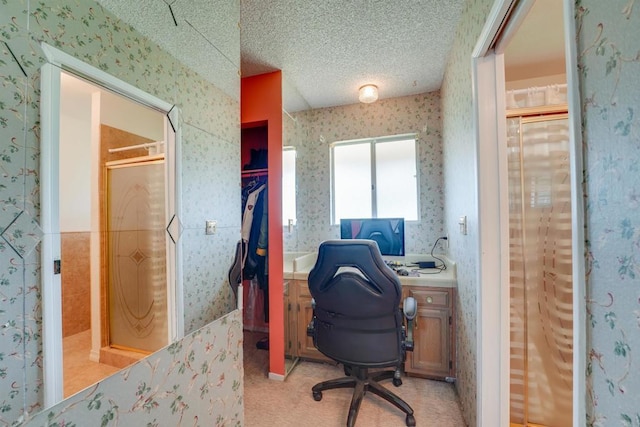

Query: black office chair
[[306, 239, 417, 427], [355, 220, 402, 255]]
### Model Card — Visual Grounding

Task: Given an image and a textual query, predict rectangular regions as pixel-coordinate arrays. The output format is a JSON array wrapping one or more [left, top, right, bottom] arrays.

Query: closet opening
[[241, 123, 271, 355]]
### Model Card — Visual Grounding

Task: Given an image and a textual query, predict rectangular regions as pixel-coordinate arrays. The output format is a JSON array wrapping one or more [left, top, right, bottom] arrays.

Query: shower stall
[[507, 86, 573, 426], [105, 155, 168, 353]]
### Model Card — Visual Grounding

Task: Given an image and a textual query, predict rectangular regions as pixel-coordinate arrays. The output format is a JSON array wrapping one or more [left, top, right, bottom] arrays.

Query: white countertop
[[283, 251, 312, 280], [284, 252, 457, 288]]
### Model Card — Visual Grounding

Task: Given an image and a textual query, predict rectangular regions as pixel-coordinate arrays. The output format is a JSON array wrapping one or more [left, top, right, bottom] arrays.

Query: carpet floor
[[243, 331, 467, 426]]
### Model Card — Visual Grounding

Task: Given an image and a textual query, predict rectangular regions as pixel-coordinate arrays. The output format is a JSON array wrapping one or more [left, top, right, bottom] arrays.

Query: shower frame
[[507, 106, 573, 426]]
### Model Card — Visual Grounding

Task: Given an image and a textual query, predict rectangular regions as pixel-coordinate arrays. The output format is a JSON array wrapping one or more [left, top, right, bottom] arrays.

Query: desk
[[284, 253, 457, 381]]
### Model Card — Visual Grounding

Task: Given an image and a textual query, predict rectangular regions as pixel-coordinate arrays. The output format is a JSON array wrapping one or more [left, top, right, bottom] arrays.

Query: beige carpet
[[243, 332, 467, 426]]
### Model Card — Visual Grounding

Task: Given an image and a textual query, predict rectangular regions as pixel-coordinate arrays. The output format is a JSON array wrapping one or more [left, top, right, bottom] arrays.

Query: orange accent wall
[[241, 71, 284, 377]]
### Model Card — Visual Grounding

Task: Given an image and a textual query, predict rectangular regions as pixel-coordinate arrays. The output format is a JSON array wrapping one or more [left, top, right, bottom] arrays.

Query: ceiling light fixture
[[359, 84, 378, 103]]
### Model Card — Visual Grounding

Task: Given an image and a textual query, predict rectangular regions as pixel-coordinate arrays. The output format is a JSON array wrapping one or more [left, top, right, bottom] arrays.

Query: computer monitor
[[339, 218, 405, 256]]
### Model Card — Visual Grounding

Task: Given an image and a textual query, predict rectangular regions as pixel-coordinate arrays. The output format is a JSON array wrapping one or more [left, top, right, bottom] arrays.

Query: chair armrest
[[403, 296, 417, 319], [403, 296, 417, 352]]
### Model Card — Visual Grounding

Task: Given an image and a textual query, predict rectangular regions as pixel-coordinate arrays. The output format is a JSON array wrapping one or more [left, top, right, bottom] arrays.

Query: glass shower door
[[508, 115, 573, 426], [106, 158, 168, 353]]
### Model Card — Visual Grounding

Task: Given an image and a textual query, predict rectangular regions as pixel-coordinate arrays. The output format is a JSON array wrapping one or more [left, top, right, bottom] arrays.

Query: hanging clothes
[[228, 179, 266, 307], [228, 179, 270, 324], [243, 184, 266, 281], [256, 187, 269, 322]]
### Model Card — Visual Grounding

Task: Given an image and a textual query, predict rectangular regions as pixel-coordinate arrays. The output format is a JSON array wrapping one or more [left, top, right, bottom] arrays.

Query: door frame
[[40, 42, 183, 407], [472, 0, 586, 425]]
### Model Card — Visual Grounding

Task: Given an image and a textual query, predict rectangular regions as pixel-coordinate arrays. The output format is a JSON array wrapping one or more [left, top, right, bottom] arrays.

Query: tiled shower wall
[[61, 233, 91, 337]]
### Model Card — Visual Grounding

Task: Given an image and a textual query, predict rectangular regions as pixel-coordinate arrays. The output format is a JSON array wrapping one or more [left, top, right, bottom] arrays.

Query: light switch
[[458, 216, 467, 235], [205, 220, 217, 235]]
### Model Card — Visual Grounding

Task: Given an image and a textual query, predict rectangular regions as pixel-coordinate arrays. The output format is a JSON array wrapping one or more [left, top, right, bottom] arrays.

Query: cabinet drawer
[[408, 289, 450, 308]]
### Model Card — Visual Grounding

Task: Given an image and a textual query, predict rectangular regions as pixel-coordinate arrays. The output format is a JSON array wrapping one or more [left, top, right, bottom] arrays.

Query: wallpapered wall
[[577, 1, 640, 425], [442, 0, 640, 425], [0, 0, 242, 425], [441, 0, 494, 425], [283, 92, 445, 255]]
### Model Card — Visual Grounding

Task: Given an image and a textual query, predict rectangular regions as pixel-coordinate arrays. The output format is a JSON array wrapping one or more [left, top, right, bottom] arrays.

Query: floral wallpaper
[[1, 0, 241, 425], [577, 1, 640, 425], [441, 0, 494, 425], [24, 311, 243, 427], [441, 0, 640, 426], [284, 93, 445, 255]]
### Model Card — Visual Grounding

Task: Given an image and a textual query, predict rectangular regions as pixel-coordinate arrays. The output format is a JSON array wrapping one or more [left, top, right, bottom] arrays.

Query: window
[[282, 146, 297, 225], [331, 134, 418, 223]]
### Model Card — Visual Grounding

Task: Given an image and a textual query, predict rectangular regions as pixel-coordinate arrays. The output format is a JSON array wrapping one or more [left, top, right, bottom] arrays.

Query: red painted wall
[[241, 71, 284, 377]]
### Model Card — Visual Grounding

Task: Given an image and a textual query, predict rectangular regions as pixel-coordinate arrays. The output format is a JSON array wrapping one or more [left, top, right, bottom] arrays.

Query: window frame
[[282, 145, 297, 226], [330, 133, 419, 224]]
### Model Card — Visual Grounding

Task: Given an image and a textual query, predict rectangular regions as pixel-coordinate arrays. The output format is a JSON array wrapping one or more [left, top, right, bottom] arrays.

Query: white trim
[[40, 62, 64, 409], [564, 0, 587, 423], [169, 106, 185, 339], [268, 372, 285, 381], [472, 0, 514, 58], [40, 43, 172, 113], [40, 42, 182, 408], [107, 140, 164, 153], [472, 53, 509, 427]]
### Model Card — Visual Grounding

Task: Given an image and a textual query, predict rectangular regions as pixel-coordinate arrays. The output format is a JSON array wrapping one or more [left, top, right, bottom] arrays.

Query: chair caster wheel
[[406, 414, 416, 426], [393, 378, 402, 387], [313, 391, 323, 401]]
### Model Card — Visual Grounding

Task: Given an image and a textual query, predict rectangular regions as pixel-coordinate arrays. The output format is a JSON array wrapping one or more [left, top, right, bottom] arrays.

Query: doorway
[[472, 0, 586, 425], [41, 43, 180, 406]]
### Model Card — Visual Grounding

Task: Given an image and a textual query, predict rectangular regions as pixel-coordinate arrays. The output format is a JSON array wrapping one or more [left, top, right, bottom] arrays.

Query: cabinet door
[[405, 288, 453, 379], [408, 306, 451, 377], [296, 282, 330, 361], [284, 281, 295, 357]]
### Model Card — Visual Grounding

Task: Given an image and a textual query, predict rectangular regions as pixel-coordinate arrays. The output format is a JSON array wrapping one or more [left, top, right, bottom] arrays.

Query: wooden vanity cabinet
[[293, 280, 331, 361], [283, 281, 295, 358], [403, 286, 456, 380], [288, 279, 456, 380]]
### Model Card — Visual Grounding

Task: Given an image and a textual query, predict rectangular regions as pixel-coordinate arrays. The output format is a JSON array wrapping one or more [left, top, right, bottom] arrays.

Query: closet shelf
[[242, 168, 268, 177]]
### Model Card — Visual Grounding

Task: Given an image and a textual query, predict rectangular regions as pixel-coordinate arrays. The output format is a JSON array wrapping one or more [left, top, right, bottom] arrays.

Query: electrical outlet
[[205, 220, 217, 235]]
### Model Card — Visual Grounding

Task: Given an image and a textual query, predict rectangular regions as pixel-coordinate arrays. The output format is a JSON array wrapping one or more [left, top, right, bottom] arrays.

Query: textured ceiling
[[95, 1, 565, 113], [97, 0, 466, 113], [240, 1, 466, 111]]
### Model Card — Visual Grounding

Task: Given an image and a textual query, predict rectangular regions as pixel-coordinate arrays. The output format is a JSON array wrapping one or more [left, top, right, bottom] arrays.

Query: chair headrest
[[308, 239, 400, 298]]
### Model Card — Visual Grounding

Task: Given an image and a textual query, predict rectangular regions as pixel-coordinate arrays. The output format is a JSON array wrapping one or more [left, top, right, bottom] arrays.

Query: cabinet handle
[[426, 296, 433, 304]]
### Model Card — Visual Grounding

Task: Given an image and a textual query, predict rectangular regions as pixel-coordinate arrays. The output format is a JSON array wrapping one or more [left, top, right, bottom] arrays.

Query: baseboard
[[268, 371, 285, 381]]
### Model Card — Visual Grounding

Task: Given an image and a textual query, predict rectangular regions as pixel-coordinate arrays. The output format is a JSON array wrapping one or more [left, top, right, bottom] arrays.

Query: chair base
[[311, 366, 415, 427]]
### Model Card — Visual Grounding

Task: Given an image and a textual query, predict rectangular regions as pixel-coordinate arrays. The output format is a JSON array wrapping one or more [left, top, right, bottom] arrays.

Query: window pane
[[282, 148, 296, 224], [333, 143, 371, 220], [375, 139, 418, 220]]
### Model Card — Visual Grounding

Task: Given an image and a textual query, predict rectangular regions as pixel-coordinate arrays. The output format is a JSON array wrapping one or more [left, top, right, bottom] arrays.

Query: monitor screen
[[339, 218, 405, 256]]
